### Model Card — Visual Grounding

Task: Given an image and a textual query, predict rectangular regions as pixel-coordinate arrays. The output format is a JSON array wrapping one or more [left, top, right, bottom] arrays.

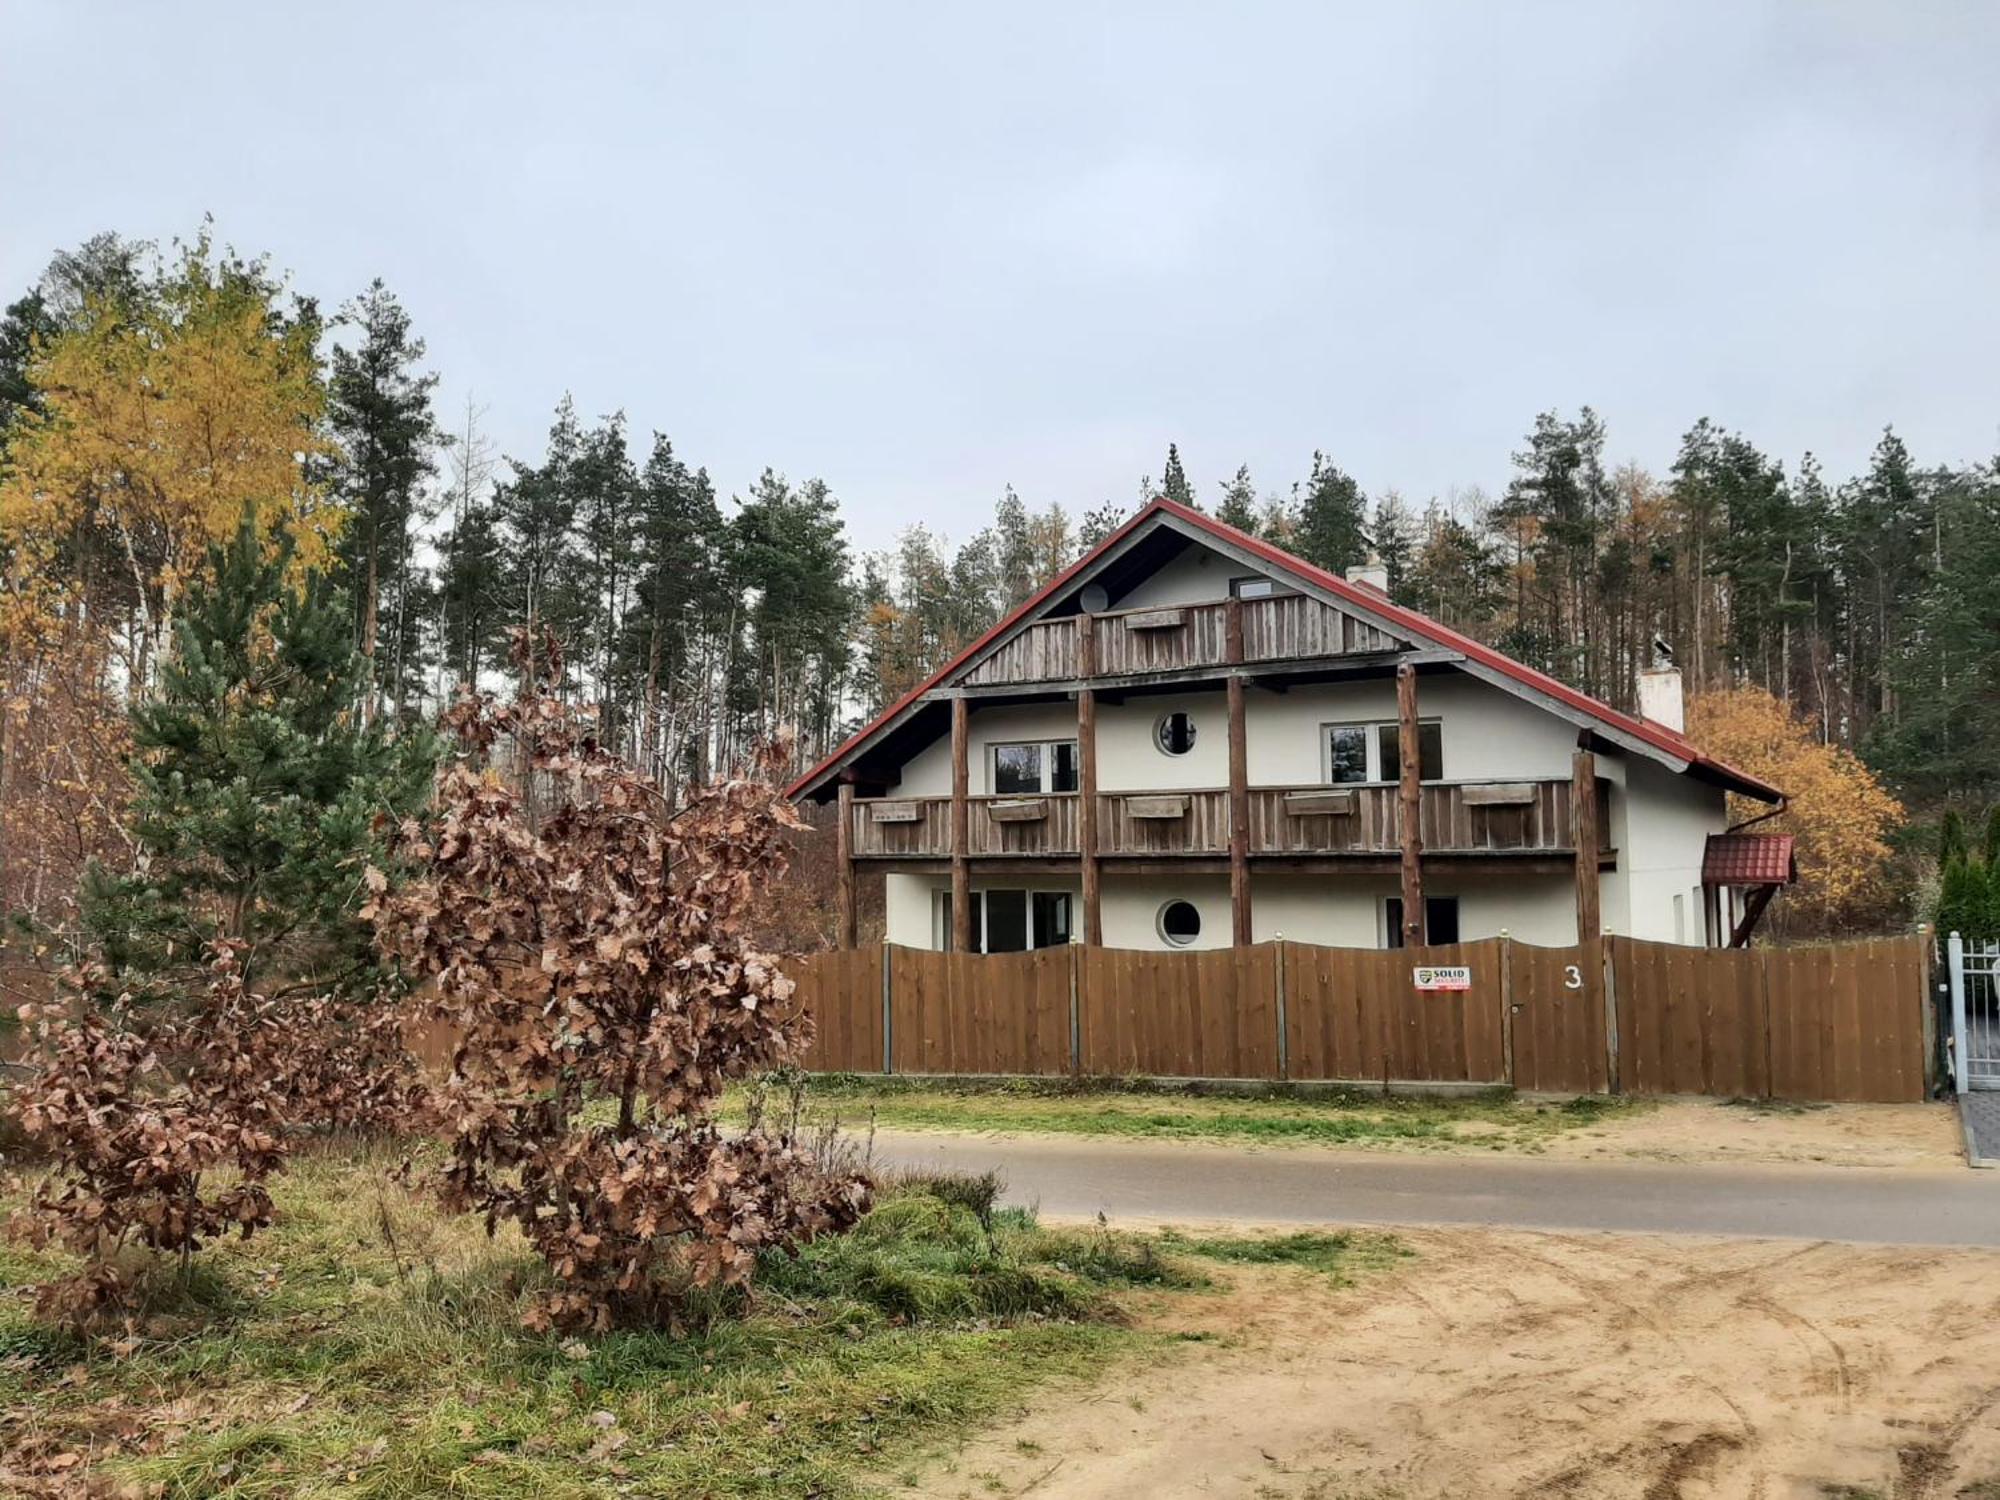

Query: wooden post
[[1078, 611, 1102, 946], [1226, 599, 1251, 946], [835, 780, 857, 950], [1396, 663, 1424, 946], [1572, 747, 1601, 943], [951, 696, 971, 953]]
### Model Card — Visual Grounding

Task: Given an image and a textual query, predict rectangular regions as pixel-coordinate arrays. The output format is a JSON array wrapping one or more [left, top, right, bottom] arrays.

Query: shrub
[[369, 629, 871, 1333]]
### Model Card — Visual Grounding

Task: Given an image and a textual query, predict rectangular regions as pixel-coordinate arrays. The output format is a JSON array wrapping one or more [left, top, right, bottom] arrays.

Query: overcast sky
[[4, 3, 1997, 553]]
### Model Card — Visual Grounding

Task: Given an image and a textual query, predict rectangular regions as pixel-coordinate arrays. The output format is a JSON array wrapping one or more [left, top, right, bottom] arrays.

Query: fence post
[[1497, 931, 1515, 1089], [1274, 934, 1289, 1082], [880, 941, 894, 1076], [1600, 936, 1621, 1096], [1949, 931, 1967, 1095], [1068, 938, 1082, 1077]]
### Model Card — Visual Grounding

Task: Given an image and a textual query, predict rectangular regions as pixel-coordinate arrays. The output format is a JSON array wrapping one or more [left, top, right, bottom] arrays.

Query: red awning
[[1703, 833, 1796, 886]]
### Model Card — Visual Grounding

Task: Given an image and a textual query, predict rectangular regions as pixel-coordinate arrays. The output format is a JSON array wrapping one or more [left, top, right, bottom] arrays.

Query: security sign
[[1413, 965, 1472, 992]]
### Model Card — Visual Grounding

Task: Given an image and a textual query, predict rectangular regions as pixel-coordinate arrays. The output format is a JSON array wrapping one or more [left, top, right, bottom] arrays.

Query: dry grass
[[0, 1136, 1336, 1498]]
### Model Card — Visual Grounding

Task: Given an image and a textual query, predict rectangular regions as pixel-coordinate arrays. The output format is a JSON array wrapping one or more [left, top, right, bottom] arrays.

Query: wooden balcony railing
[[850, 779, 1601, 860], [956, 594, 1401, 690]]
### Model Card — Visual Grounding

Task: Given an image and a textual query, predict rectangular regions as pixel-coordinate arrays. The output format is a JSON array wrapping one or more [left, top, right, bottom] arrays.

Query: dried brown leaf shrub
[[368, 630, 871, 1332], [6, 943, 290, 1325]]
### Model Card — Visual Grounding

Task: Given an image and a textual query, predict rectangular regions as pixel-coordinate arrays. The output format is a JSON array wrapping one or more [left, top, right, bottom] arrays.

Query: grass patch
[[763, 1073, 1651, 1153], [0, 1147, 1274, 1497], [1158, 1229, 1411, 1284]]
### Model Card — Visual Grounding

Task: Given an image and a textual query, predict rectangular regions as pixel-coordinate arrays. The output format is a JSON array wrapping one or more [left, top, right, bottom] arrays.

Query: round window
[[1155, 710, 1197, 756], [1158, 899, 1202, 947]]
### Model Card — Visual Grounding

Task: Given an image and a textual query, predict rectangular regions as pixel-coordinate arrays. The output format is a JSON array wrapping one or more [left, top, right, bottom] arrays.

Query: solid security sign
[[1413, 965, 1472, 991]]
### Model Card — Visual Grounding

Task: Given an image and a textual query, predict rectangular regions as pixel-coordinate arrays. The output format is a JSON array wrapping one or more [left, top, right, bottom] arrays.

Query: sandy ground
[[913, 1228, 2000, 1500], [1541, 1099, 1965, 1172]]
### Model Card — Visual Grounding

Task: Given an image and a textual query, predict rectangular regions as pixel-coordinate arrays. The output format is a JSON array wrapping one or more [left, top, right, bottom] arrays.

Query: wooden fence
[[790, 934, 1933, 1104]]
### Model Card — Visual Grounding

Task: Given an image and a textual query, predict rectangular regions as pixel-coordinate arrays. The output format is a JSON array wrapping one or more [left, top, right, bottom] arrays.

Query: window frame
[[1321, 717, 1445, 785], [1228, 574, 1288, 601], [988, 738, 1080, 794], [1154, 710, 1198, 757], [1383, 895, 1460, 949], [938, 888, 1075, 952]]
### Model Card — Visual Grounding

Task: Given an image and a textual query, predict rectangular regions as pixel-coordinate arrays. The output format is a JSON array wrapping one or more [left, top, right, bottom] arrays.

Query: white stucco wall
[[1100, 873, 1234, 949], [1618, 755, 1727, 944], [1115, 540, 1241, 608], [896, 701, 1083, 797]]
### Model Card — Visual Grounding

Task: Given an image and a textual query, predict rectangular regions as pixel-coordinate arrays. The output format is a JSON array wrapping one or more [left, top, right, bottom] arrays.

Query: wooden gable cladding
[[949, 591, 1407, 691], [959, 618, 1079, 687]]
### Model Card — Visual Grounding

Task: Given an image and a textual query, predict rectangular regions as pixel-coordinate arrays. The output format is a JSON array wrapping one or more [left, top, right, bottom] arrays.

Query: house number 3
[[1563, 965, 1583, 990]]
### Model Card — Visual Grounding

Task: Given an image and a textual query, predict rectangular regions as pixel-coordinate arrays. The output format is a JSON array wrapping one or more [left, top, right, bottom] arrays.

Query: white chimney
[[1344, 556, 1389, 594], [1637, 664, 1684, 733]]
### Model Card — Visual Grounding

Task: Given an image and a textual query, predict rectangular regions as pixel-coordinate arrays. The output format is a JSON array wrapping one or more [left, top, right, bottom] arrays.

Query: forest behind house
[[0, 230, 1984, 963]]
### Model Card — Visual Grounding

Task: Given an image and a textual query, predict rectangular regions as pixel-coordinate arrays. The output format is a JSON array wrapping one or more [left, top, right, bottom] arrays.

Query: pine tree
[[1161, 444, 1196, 508], [1372, 491, 1416, 598], [1077, 500, 1126, 549], [1215, 464, 1260, 533], [493, 398, 587, 690], [1292, 452, 1370, 576], [327, 279, 440, 723], [83, 505, 437, 993], [623, 433, 724, 784]]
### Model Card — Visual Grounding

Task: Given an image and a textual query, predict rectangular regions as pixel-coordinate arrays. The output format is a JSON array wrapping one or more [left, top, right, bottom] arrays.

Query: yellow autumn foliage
[[1688, 686, 1904, 927], [0, 234, 337, 669]]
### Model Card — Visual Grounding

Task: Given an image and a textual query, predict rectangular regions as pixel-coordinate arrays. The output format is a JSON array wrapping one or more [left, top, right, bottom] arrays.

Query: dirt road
[[872, 1130, 2000, 1245], [917, 1229, 2000, 1500]]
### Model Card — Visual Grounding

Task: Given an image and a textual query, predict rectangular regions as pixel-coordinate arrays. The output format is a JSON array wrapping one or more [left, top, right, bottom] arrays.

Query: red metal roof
[[787, 497, 1785, 803], [1703, 833, 1797, 886]]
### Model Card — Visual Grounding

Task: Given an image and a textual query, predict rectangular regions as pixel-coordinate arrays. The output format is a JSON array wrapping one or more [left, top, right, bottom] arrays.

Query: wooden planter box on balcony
[[986, 798, 1049, 822], [869, 801, 924, 823], [1125, 794, 1190, 819], [1283, 790, 1357, 817]]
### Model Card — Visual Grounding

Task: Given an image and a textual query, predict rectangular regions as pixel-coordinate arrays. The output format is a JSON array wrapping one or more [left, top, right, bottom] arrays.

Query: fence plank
[[887, 945, 1070, 1075], [1280, 941, 1504, 1084], [792, 946, 886, 1073], [1506, 939, 1609, 1093], [1077, 946, 1278, 1078]]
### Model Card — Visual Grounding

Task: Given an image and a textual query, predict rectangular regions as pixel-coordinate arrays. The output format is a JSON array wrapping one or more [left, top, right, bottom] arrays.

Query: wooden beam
[[1728, 883, 1778, 948], [835, 781, 856, 949], [1077, 612, 1102, 945], [950, 696, 971, 952], [1572, 748, 1601, 943], [1396, 663, 1424, 945], [1226, 599, 1251, 945]]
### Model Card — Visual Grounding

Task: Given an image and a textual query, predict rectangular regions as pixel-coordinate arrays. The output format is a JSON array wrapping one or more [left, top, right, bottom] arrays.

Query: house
[[788, 498, 1785, 954]]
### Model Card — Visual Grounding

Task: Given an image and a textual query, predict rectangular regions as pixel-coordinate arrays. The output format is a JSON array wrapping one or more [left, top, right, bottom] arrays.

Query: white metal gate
[[1947, 933, 2000, 1091]]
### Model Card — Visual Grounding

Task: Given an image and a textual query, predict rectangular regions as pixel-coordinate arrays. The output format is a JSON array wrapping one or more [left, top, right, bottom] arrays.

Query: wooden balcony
[[957, 594, 1401, 690], [850, 779, 1603, 861]]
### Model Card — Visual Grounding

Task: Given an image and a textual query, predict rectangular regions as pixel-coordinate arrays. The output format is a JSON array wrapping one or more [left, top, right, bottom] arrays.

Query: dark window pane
[[993, 743, 1042, 794], [970, 894, 983, 953], [1384, 897, 1404, 949], [1032, 892, 1072, 948], [1378, 722, 1444, 781], [985, 890, 1028, 952], [1425, 896, 1460, 945], [1157, 712, 1196, 755], [1051, 741, 1079, 793], [1328, 726, 1368, 784], [1159, 899, 1202, 945], [938, 893, 952, 951]]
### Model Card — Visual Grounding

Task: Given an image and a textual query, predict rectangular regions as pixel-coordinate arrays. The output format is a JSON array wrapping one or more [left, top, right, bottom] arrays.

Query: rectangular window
[[1384, 895, 1461, 949], [1376, 720, 1445, 782], [945, 889, 1075, 952], [991, 740, 1080, 794], [1230, 575, 1281, 600], [1327, 725, 1370, 784]]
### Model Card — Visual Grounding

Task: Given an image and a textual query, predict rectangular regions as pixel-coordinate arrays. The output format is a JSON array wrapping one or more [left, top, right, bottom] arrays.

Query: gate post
[[1068, 938, 1082, 1077], [1601, 936, 1621, 1096], [880, 941, 894, 1076], [1274, 935, 1290, 1082], [1949, 931, 1967, 1095], [1497, 930, 1515, 1089]]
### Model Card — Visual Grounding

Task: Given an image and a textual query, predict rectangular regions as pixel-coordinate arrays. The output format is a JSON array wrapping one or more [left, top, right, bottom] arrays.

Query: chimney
[[1637, 664, 1684, 733], [1344, 555, 1389, 594]]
